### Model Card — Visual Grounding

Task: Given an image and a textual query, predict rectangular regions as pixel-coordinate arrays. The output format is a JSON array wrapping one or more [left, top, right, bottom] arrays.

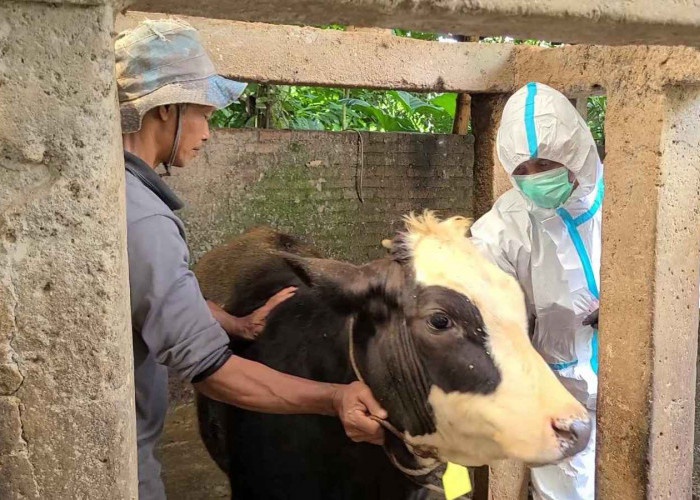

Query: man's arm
[[128, 215, 386, 444], [194, 356, 386, 444], [128, 215, 232, 381]]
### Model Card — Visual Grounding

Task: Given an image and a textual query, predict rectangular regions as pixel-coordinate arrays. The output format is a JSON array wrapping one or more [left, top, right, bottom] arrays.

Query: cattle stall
[[1, 1, 700, 499]]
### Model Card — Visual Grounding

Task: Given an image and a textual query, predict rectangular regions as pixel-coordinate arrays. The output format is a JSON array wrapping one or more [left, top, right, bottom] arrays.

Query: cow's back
[[195, 228, 414, 499], [196, 226, 321, 315]]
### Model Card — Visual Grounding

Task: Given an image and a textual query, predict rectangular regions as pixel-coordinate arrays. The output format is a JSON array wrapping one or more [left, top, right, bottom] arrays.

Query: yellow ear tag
[[442, 462, 472, 500]]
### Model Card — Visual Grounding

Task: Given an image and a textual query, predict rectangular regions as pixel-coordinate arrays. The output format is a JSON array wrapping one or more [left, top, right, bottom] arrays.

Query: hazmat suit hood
[[496, 82, 602, 212]]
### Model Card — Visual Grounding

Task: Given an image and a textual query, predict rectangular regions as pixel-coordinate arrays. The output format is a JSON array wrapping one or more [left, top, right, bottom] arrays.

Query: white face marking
[[397, 212, 588, 465]]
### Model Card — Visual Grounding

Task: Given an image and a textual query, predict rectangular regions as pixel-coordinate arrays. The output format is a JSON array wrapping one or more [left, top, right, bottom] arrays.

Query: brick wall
[[167, 128, 475, 265], [158, 128, 475, 499]]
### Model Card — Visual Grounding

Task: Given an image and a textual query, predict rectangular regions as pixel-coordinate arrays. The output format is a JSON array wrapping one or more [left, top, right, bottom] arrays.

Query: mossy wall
[[167, 128, 475, 265]]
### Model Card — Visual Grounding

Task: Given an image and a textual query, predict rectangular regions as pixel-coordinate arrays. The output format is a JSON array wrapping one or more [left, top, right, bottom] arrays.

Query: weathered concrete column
[[597, 86, 700, 498], [470, 94, 512, 218], [694, 319, 700, 497], [0, 1, 137, 498]]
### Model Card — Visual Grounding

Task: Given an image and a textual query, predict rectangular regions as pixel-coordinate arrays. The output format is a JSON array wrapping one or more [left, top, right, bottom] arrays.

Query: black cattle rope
[[347, 316, 443, 488]]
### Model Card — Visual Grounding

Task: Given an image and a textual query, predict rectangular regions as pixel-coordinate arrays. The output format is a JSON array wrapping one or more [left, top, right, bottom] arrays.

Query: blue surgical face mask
[[512, 167, 574, 208]]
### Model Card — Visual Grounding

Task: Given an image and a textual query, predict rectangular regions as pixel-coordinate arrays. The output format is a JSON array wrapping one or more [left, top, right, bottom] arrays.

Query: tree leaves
[[587, 95, 606, 147], [211, 86, 457, 133], [430, 93, 457, 116], [391, 28, 441, 41]]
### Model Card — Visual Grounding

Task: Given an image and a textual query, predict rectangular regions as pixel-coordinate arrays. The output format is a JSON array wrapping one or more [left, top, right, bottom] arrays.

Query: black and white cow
[[195, 212, 591, 499]]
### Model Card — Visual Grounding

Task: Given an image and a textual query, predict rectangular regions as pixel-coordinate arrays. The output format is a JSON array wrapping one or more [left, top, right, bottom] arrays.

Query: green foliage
[[211, 85, 456, 133], [587, 96, 606, 147], [391, 28, 441, 41], [317, 23, 346, 31], [480, 36, 555, 47], [209, 84, 256, 129], [430, 93, 457, 116], [340, 90, 456, 132]]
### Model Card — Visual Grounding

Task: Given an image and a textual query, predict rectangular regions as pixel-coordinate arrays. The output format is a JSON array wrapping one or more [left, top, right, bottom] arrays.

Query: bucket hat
[[116, 19, 246, 133]]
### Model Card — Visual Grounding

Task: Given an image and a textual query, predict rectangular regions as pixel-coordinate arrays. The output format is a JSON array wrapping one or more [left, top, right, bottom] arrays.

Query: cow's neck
[[349, 313, 436, 438]]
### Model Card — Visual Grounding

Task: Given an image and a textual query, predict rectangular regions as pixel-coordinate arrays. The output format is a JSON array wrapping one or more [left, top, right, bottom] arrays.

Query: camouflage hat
[[115, 19, 246, 133]]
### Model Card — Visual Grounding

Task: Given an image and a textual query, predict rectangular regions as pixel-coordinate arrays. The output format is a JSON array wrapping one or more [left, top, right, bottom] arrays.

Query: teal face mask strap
[[555, 179, 604, 374], [524, 82, 538, 158]]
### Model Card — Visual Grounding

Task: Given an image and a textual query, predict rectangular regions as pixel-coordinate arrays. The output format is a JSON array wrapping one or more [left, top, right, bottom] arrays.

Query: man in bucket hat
[[116, 19, 386, 499]]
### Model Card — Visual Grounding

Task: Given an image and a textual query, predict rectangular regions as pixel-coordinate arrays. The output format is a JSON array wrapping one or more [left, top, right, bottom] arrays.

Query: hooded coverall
[[470, 82, 603, 500]]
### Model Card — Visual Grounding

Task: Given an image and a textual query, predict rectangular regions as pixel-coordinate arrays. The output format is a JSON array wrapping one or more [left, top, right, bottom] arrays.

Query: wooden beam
[[451, 35, 478, 135], [124, 0, 700, 48], [452, 93, 471, 135]]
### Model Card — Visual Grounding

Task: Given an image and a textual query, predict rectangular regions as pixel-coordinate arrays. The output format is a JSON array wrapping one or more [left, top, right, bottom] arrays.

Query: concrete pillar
[[0, 1, 137, 498], [597, 86, 700, 499], [487, 461, 528, 500], [694, 319, 700, 497], [471, 94, 512, 218]]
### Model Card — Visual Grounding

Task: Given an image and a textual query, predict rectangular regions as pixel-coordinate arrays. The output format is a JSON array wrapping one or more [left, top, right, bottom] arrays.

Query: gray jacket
[[124, 151, 231, 500]]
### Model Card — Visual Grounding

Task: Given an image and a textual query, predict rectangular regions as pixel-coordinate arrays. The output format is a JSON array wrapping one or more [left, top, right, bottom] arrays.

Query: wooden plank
[[452, 93, 471, 135]]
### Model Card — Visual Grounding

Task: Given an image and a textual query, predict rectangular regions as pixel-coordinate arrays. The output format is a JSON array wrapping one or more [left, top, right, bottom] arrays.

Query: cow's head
[[283, 212, 590, 467]]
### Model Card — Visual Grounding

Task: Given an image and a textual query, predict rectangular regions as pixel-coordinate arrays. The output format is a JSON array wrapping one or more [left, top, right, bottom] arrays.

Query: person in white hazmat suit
[[470, 82, 602, 500]]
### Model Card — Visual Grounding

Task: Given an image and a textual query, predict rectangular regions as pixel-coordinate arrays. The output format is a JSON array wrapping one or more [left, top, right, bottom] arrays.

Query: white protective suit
[[470, 82, 602, 500]]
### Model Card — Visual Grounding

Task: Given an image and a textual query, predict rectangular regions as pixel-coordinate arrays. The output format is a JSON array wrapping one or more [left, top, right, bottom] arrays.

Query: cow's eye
[[428, 313, 452, 331]]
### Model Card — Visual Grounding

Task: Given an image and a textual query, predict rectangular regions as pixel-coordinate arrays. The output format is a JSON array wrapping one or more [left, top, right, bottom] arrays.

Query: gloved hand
[[583, 308, 599, 329]]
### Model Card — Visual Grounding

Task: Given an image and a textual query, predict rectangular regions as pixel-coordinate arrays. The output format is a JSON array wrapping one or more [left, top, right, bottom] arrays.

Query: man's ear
[[156, 104, 175, 122]]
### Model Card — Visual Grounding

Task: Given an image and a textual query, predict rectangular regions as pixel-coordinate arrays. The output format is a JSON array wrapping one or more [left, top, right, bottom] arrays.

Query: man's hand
[[238, 287, 296, 339], [207, 287, 296, 340], [332, 381, 387, 445]]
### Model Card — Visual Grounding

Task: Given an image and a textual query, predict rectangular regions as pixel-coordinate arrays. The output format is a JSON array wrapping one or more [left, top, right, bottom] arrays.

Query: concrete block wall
[[167, 128, 475, 265], [156, 128, 475, 498]]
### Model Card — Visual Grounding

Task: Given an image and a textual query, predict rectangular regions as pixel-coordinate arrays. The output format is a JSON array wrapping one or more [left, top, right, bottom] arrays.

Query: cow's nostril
[[570, 419, 591, 443], [552, 417, 592, 457]]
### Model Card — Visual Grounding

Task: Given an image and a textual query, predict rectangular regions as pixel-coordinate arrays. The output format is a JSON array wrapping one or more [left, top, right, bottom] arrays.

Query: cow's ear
[[276, 252, 400, 309]]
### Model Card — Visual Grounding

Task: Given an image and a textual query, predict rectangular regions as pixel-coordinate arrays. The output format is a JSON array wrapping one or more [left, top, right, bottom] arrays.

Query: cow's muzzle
[[552, 415, 592, 458]]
